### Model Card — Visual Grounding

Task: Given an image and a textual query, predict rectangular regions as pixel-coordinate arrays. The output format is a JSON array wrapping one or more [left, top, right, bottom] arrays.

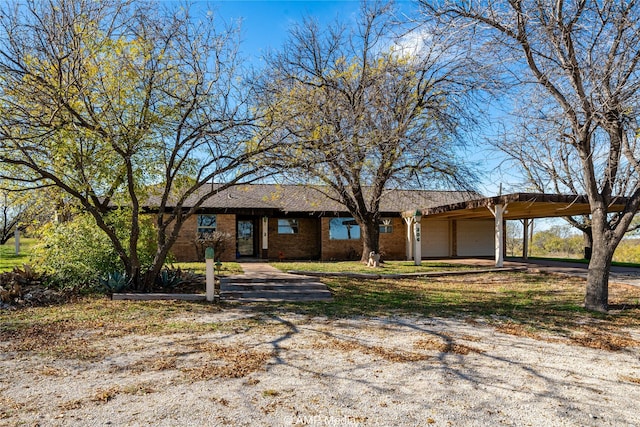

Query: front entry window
[[237, 220, 255, 256]]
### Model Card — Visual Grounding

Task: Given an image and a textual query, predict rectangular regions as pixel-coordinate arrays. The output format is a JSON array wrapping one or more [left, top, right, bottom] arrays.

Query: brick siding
[[169, 213, 236, 262], [319, 217, 406, 261], [267, 217, 321, 260]]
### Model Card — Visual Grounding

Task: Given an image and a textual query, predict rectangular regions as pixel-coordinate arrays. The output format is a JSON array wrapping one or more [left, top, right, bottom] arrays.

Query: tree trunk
[[0, 233, 11, 245], [585, 244, 611, 313], [585, 210, 612, 312], [359, 218, 380, 263]]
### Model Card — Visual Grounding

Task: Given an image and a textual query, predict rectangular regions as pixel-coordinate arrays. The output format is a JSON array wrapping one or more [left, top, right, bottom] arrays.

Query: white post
[[487, 204, 508, 267], [262, 217, 268, 251], [205, 247, 215, 302], [404, 217, 414, 261], [413, 219, 422, 266], [14, 228, 20, 255]]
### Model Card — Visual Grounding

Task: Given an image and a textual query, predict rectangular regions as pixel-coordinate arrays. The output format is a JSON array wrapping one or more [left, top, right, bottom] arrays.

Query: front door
[[237, 219, 256, 257]]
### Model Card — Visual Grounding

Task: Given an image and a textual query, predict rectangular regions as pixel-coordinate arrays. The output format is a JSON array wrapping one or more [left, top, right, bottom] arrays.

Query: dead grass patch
[[312, 337, 430, 363], [494, 322, 543, 340], [413, 337, 484, 355], [111, 355, 178, 374], [620, 375, 640, 384], [37, 365, 65, 376], [92, 387, 119, 403], [495, 321, 640, 351], [568, 328, 640, 351], [58, 399, 83, 410], [2, 324, 107, 361], [120, 383, 155, 395], [244, 378, 260, 386], [0, 395, 29, 418], [91, 382, 155, 404], [181, 342, 272, 380], [211, 396, 230, 406]]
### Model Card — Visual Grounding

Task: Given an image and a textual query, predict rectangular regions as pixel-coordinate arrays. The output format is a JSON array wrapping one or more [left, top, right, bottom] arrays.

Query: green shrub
[[99, 271, 131, 294], [155, 267, 183, 290], [32, 210, 156, 290]]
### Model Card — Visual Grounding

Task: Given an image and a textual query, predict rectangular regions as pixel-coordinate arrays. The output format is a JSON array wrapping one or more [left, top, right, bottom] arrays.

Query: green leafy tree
[[33, 210, 157, 290], [258, 2, 477, 261], [0, 180, 55, 244], [530, 226, 583, 258], [0, 0, 270, 290]]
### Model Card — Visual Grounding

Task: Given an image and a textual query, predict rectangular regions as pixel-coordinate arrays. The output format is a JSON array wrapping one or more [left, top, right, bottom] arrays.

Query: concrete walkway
[[224, 262, 317, 281]]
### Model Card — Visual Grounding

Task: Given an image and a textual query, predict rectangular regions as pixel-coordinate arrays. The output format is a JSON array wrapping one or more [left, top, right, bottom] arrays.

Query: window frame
[[329, 217, 361, 240], [196, 214, 217, 236], [379, 217, 393, 234], [277, 218, 299, 235]]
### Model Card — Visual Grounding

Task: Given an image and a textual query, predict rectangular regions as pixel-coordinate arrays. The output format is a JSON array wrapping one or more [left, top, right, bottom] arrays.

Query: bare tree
[[425, 0, 640, 311], [257, 1, 478, 261], [494, 113, 597, 258], [0, 0, 270, 289]]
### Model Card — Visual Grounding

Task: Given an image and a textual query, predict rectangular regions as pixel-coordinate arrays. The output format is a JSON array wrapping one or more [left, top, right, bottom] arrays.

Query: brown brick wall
[[319, 216, 406, 261], [267, 217, 320, 260], [379, 217, 406, 260], [169, 213, 236, 262], [169, 213, 407, 262]]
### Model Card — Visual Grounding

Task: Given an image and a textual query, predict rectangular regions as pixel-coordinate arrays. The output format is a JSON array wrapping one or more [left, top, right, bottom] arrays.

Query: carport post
[[404, 217, 414, 261], [488, 204, 507, 268], [413, 210, 422, 266], [522, 219, 530, 260]]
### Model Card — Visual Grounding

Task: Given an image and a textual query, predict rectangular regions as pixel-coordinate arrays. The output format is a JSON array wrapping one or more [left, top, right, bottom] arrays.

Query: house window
[[329, 217, 360, 240], [197, 214, 217, 235], [278, 219, 299, 234], [380, 218, 393, 234]]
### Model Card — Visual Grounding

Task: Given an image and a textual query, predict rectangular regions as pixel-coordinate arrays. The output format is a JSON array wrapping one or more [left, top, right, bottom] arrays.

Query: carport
[[404, 193, 628, 267]]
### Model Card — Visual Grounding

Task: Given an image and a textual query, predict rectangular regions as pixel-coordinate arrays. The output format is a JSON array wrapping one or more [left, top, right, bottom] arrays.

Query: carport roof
[[411, 193, 628, 220]]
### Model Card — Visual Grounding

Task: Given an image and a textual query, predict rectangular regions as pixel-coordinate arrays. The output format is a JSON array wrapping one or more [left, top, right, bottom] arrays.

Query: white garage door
[[457, 220, 494, 256], [421, 220, 450, 257]]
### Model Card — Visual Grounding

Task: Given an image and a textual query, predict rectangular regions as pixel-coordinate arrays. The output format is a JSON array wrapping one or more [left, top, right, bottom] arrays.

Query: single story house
[[165, 184, 498, 262]]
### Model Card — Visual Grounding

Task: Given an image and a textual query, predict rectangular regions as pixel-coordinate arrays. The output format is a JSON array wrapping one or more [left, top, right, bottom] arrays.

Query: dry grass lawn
[[2, 271, 640, 425]]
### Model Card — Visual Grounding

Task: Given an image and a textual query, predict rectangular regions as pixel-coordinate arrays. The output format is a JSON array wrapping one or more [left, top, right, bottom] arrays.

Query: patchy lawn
[[169, 261, 243, 276], [3, 271, 640, 350], [2, 272, 640, 425], [0, 238, 37, 272], [272, 260, 478, 275]]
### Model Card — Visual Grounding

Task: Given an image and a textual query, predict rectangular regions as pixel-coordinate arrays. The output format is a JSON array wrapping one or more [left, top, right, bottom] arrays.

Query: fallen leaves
[[181, 342, 273, 380], [494, 321, 640, 351], [413, 337, 484, 355], [312, 337, 430, 362]]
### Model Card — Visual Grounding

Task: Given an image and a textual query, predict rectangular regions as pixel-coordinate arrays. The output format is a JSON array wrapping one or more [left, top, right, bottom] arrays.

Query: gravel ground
[[1, 309, 640, 426]]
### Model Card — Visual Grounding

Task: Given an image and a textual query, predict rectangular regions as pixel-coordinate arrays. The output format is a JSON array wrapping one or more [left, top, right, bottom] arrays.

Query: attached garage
[[406, 193, 628, 267], [456, 220, 494, 257], [422, 220, 450, 257]]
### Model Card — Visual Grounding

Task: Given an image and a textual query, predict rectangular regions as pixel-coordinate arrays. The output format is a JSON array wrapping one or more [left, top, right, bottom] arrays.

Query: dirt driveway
[[2, 306, 640, 426]]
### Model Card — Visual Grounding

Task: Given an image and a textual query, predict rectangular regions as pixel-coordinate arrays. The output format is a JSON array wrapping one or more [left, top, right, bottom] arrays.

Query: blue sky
[[212, 1, 423, 61], [215, 1, 359, 60], [203, 1, 508, 196]]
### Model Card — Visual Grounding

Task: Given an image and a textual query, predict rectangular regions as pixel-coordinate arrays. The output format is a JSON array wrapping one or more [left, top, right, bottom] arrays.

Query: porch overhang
[[404, 193, 628, 221], [402, 193, 630, 268]]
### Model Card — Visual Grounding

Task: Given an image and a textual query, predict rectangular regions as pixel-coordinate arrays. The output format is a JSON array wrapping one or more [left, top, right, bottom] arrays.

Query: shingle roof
[[169, 184, 480, 214]]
